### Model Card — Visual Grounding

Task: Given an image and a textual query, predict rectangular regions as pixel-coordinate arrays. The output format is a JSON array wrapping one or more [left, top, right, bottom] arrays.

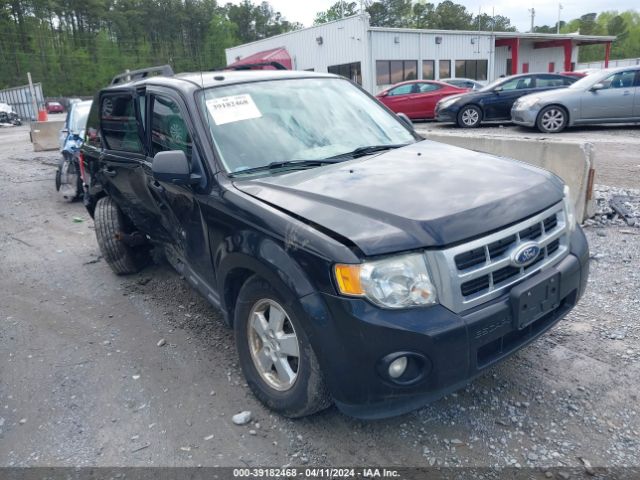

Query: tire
[[457, 105, 482, 128], [94, 196, 148, 275], [56, 154, 81, 202], [536, 105, 567, 133], [234, 275, 331, 418]]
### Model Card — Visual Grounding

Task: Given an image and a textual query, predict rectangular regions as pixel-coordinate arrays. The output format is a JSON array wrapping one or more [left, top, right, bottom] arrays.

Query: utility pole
[[27, 72, 38, 121], [528, 8, 535, 32], [557, 3, 563, 34]]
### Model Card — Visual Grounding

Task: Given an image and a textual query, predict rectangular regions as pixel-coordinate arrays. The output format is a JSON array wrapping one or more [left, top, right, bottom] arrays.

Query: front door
[[484, 75, 535, 120], [382, 83, 418, 117], [581, 70, 636, 120], [141, 89, 214, 285]]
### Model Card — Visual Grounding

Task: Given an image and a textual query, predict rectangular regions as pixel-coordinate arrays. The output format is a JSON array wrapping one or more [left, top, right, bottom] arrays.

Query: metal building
[[225, 14, 615, 94]]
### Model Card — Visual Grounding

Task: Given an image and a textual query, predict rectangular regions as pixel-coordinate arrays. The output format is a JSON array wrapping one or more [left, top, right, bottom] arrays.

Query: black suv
[[81, 68, 589, 419]]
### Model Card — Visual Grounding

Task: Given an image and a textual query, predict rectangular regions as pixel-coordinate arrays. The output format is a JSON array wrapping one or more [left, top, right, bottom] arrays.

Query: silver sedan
[[511, 66, 640, 133]]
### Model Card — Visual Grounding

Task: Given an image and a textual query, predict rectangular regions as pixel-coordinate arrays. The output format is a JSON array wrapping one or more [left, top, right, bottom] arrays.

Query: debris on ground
[[588, 185, 640, 228], [232, 411, 252, 425], [157, 338, 166, 347]]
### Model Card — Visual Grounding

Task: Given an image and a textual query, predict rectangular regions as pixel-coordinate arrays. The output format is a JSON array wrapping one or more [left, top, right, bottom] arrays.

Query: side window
[[536, 76, 565, 88], [100, 94, 142, 153], [85, 94, 102, 148], [388, 84, 414, 96], [150, 95, 192, 161], [417, 83, 441, 93], [601, 71, 636, 89]]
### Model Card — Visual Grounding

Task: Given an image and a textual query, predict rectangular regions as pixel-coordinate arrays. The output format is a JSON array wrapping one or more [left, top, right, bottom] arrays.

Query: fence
[[0, 83, 45, 121], [576, 58, 640, 70]]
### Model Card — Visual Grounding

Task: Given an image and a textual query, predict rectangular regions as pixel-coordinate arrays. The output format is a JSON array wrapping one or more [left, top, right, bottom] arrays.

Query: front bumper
[[511, 106, 539, 127], [435, 105, 458, 123], [300, 227, 589, 419]]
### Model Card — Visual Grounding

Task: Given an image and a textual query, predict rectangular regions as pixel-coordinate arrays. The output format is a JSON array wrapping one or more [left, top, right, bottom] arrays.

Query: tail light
[[78, 151, 87, 186]]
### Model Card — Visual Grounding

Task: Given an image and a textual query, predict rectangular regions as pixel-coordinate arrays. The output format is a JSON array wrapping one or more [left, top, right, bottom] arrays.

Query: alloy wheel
[[461, 108, 479, 126], [247, 299, 300, 391], [540, 108, 565, 132]]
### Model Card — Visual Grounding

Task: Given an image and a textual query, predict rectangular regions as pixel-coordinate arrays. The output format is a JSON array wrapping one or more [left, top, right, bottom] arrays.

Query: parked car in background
[[46, 101, 64, 114], [81, 67, 588, 419], [376, 80, 468, 120], [435, 73, 577, 128], [0, 102, 22, 126], [560, 71, 587, 79], [512, 66, 640, 133], [56, 100, 92, 201], [441, 78, 485, 90]]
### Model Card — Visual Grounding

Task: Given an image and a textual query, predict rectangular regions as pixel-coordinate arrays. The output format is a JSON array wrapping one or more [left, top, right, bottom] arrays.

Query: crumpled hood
[[233, 140, 563, 256]]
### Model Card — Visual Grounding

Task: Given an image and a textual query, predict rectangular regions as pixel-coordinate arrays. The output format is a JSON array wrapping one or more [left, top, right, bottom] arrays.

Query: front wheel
[[457, 105, 482, 128], [536, 106, 567, 133], [55, 154, 82, 201], [234, 276, 331, 417]]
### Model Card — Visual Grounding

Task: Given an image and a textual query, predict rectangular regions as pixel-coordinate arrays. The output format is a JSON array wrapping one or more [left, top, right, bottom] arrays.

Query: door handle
[[101, 166, 117, 177], [623, 91, 632, 96], [149, 180, 165, 193]]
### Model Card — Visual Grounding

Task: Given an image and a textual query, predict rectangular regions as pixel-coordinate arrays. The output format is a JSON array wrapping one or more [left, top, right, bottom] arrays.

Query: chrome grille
[[425, 202, 570, 313]]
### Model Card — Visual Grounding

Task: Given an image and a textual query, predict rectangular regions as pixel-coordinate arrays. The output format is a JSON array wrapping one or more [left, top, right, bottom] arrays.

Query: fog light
[[388, 356, 408, 379]]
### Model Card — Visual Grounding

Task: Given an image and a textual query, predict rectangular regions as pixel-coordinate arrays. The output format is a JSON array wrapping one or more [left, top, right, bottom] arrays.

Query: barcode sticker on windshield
[[206, 94, 262, 125]]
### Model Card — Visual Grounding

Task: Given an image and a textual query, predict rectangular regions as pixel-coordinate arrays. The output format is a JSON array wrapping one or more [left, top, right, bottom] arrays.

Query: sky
[[231, 0, 639, 32]]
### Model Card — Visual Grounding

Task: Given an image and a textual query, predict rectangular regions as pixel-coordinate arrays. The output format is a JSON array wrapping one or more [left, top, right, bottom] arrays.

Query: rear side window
[[85, 95, 102, 148], [150, 95, 192, 161], [417, 83, 441, 93], [536, 76, 566, 88], [100, 94, 143, 153]]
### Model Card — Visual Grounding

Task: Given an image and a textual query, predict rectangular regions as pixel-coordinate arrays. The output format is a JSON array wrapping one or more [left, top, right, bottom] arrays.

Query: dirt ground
[[415, 121, 640, 190], [0, 124, 639, 475]]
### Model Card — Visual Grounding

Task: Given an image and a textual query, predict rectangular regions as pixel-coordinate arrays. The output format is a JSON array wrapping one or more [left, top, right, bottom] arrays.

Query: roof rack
[[110, 65, 174, 85], [223, 61, 288, 71]]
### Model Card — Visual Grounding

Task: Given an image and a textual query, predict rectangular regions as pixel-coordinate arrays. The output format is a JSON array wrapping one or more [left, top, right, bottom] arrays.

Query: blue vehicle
[[56, 100, 92, 201]]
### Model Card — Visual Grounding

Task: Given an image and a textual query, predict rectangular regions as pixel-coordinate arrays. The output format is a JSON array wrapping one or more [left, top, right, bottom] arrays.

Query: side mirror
[[493, 86, 503, 93], [397, 112, 414, 130], [378, 90, 389, 97], [152, 150, 199, 185], [590, 83, 605, 91]]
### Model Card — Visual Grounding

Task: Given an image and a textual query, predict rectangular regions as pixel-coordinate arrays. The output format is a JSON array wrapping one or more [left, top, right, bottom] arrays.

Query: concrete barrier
[[421, 132, 596, 222], [30, 121, 64, 152]]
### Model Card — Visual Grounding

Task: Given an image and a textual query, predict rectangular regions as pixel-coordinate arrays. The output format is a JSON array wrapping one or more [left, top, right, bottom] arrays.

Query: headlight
[[438, 97, 458, 109], [563, 185, 577, 233], [515, 96, 541, 110], [334, 253, 437, 309]]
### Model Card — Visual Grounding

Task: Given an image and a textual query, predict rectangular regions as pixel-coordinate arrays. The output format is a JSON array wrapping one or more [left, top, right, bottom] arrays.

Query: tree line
[[1, 0, 639, 97]]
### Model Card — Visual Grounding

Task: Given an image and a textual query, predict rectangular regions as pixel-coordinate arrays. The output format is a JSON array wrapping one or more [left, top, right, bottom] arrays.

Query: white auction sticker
[[206, 94, 262, 125]]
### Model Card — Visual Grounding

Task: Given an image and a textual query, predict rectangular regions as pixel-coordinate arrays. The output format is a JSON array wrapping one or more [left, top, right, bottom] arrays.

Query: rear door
[[98, 90, 172, 241], [484, 75, 536, 120], [581, 70, 636, 120], [141, 87, 213, 284]]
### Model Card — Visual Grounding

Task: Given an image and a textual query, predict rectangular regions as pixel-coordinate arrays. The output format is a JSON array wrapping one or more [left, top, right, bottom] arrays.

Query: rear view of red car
[[376, 80, 468, 120], [46, 101, 64, 114]]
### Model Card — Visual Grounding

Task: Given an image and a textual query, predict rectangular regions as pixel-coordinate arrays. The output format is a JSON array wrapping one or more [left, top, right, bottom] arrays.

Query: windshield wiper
[[229, 158, 345, 177], [327, 143, 409, 160]]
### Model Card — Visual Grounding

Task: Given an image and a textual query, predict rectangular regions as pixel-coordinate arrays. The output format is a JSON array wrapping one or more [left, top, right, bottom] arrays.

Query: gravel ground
[[415, 121, 640, 190], [0, 125, 639, 476]]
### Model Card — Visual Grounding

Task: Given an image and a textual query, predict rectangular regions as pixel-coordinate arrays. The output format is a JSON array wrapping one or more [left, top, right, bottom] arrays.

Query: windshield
[[200, 77, 415, 174], [69, 101, 92, 134], [568, 70, 611, 89], [478, 77, 507, 92]]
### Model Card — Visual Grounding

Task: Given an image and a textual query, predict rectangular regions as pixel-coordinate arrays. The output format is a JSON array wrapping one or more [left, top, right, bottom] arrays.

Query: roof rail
[[110, 65, 174, 85], [223, 61, 288, 71]]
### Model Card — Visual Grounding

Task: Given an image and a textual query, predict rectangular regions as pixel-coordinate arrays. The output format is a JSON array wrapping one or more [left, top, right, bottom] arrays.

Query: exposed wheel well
[[223, 268, 256, 326]]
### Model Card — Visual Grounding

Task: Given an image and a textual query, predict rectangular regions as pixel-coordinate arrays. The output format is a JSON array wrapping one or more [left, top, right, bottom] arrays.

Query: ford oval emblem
[[511, 242, 541, 267]]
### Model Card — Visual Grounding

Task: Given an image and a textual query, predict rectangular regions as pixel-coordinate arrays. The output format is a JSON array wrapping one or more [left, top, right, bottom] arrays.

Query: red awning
[[226, 47, 292, 70]]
